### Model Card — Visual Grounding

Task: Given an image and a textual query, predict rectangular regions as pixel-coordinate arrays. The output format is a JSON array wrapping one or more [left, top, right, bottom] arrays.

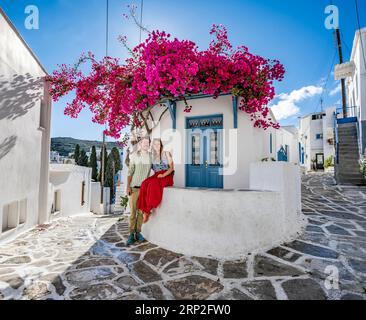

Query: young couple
[[126, 136, 174, 246]]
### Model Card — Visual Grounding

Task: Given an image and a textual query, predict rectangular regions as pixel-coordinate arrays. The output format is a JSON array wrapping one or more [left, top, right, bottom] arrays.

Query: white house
[[50, 151, 61, 163], [138, 94, 306, 258], [148, 94, 298, 189], [298, 107, 336, 172], [346, 27, 366, 155], [48, 164, 92, 219], [0, 8, 52, 243]]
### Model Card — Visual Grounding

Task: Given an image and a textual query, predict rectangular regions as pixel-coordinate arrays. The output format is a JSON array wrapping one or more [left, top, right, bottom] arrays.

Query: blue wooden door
[[186, 116, 223, 189], [277, 146, 288, 162]]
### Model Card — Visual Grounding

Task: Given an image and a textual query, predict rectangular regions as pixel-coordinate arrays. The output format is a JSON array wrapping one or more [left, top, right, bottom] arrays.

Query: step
[[338, 131, 357, 135], [336, 162, 360, 168], [337, 173, 364, 179], [338, 135, 358, 139], [338, 122, 357, 127], [338, 147, 359, 151], [338, 156, 360, 160], [338, 143, 358, 146], [337, 179, 366, 186]]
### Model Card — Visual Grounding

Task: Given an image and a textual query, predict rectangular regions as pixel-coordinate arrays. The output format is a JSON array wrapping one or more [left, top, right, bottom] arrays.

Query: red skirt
[[137, 170, 174, 215]]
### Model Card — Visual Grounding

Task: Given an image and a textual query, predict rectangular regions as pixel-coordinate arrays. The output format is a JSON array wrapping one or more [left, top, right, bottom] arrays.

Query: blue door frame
[[186, 115, 223, 189]]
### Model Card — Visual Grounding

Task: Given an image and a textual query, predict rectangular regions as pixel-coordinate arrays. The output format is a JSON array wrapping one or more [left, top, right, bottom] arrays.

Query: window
[[311, 114, 325, 120], [209, 131, 219, 165], [191, 133, 201, 165], [81, 181, 86, 206], [19, 199, 27, 224], [39, 100, 47, 129], [2, 202, 18, 233], [316, 133, 323, 140]]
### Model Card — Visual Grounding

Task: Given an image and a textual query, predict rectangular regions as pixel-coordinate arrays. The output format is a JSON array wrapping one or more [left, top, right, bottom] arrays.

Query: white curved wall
[[142, 162, 305, 259]]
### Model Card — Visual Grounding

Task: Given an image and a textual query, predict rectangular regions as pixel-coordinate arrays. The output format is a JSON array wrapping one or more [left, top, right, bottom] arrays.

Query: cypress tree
[[111, 147, 122, 171], [74, 144, 80, 164], [78, 149, 89, 167], [89, 146, 98, 181], [105, 153, 116, 201]]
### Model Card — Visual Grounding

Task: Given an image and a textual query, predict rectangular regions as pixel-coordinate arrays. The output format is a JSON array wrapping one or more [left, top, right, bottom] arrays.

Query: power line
[[314, 48, 338, 114], [355, 0, 366, 69], [340, 29, 352, 58], [106, 0, 109, 56], [139, 0, 144, 44]]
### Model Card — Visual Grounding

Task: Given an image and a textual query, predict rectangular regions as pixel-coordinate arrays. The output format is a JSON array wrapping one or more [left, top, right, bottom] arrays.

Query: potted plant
[[120, 195, 129, 213], [324, 156, 334, 172]]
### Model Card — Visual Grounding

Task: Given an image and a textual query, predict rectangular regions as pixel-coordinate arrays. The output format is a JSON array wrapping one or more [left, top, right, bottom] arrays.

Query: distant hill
[[51, 137, 122, 156]]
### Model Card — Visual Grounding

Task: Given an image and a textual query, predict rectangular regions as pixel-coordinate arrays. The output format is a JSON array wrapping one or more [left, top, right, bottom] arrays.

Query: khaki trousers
[[129, 188, 143, 234]]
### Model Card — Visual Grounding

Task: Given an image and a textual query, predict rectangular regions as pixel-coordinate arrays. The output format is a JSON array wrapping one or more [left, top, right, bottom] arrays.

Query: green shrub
[[324, 156, 334, 168]]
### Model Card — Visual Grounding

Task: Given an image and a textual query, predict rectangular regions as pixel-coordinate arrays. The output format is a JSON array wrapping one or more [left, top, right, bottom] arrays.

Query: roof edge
[[0, 6, 48, 75], [351, 27, 366, 62]]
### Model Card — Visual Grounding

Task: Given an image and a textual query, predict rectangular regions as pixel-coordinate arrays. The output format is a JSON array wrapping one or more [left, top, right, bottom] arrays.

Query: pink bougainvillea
[[46, 24, 285, 139]]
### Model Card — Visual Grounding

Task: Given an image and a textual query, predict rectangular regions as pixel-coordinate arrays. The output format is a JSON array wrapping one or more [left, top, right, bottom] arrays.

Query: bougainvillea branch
[[46, 23, 285, 140]]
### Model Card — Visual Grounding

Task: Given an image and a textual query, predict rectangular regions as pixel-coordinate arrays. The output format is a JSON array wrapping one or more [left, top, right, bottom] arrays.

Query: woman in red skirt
[[137, 138, 174, 223]]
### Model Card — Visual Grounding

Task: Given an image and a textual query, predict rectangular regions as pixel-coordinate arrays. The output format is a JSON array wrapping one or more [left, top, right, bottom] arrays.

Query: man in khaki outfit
[[126, 137, 152, 245]]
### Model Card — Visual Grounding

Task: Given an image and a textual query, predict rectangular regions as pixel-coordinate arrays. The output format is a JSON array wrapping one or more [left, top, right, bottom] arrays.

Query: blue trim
[[337, 117, 357, 124], [167, 100, 177, 130], [270, 133, 273, 154], [185, 114, 224, 130], [232, 96, 238, 129], [185, 115, 224, 189], [173, 93, 231, 102]]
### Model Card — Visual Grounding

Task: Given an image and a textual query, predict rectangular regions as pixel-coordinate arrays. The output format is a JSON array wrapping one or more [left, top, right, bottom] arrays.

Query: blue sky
[[1, 0, 365, 141]]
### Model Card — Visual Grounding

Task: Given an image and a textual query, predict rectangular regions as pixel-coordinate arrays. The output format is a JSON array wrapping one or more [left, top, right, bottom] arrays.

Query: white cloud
[[271, 85, 323, 121], [329, 84, 341, 96]]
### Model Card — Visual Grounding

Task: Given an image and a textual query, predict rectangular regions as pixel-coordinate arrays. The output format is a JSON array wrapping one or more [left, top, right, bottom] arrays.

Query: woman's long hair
[[152, 138, 164, 162]]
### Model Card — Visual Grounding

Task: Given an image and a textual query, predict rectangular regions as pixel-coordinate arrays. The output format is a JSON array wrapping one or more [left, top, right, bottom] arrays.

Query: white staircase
[[113, 183, 126, 213]]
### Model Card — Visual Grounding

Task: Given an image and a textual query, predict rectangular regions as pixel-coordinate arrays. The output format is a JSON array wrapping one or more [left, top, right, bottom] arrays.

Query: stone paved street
[[1, 173, 366, 300]]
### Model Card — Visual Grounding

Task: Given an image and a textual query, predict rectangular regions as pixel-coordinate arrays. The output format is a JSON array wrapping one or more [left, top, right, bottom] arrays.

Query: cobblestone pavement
[[1, 173, 366, 300]]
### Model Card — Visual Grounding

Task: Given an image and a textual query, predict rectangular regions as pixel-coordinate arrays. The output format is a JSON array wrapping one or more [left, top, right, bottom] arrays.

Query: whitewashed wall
[[90, 182, 111, 215], [0, 9, 51, 243], [299, 109, 336, 171], [49, 165, 91, 218], [323, 107, 336, 162], [347, 28, 366, 154], [150, 95, 277, 189], [143, 162, 305, 259]]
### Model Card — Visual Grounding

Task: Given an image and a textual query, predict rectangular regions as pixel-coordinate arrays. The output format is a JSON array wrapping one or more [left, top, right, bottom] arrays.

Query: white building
[[346, 27, 366, 155], [147, 94, 299, 189], [48, 164, 92, 219], [50, 151, 61, 163], [298, 107, 336, 172], [0, 8, 52, 242], [138, 94, 305, 258]]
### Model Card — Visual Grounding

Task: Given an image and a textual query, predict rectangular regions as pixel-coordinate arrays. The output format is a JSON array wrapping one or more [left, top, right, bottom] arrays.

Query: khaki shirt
[[128, 152, 152, 187]]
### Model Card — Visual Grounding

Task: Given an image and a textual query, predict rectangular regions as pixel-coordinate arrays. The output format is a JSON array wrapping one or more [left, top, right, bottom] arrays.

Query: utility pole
[[112, 160, 115, 205], [335, 28, 348, 118], [101, 0, 109, 207], [100, 132, 105, 204]]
